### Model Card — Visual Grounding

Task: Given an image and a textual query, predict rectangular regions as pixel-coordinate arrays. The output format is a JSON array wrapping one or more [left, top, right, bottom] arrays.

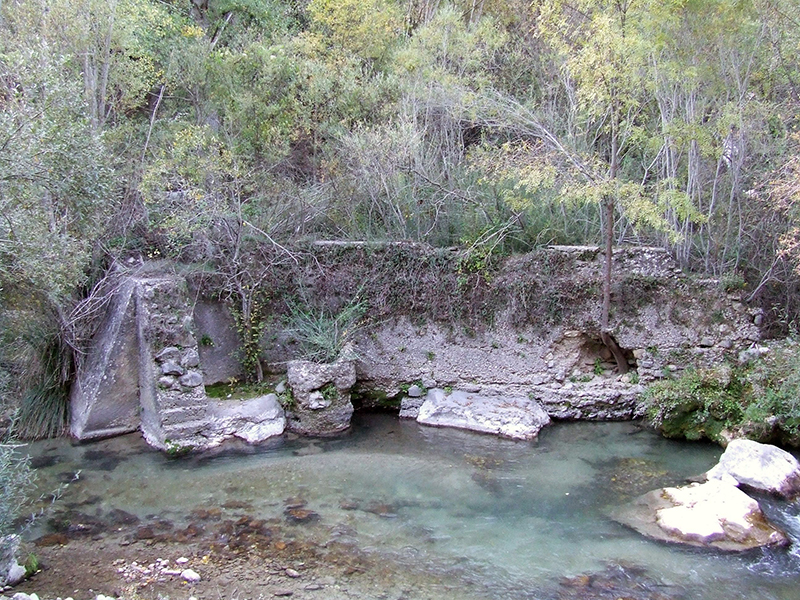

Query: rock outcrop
[[416, 389, 551, 440], [286, 357, 357, 436], [706, 438, 800, 498], [613, 480, 788, 551]]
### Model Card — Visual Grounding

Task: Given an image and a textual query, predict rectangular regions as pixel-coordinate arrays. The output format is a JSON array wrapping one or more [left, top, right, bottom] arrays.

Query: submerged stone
[[284, 508, 320, 524]]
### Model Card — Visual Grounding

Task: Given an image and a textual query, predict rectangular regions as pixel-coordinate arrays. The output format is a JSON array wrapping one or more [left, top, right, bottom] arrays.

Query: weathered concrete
[[191, 296, 243, 385], [706, 439, 800, 498], [207, 394, 286, 444], [345, 246, 759, 423], [70, 279, 142, 440], [71, 273, 285, 452]]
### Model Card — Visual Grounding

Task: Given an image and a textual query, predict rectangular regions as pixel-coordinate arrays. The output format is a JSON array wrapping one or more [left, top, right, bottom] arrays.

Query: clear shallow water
[[25, 413, 800, 599]]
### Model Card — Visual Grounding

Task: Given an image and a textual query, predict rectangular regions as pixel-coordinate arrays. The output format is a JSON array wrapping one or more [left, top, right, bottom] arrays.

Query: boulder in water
[[417, 389, 551, 440], [286, 355, 357, 435], [612, 479, 788, 551], [706, 438, 800, 498]]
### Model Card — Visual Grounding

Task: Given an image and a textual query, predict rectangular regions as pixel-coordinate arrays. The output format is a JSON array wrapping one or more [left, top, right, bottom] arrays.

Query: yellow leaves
[[467, 140, 560, 209], [395, 5, 506, 89], [307, 0, 402, 61], [181, 24, 205, 39]]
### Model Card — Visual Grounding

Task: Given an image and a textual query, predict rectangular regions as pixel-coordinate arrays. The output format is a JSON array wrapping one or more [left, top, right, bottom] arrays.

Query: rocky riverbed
[[11, 417, 800, 600], [11, 511, 686, 600]]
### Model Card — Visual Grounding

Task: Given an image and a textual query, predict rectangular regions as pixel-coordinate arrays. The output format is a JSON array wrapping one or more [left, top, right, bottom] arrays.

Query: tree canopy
[[2, 0, 800, 426]]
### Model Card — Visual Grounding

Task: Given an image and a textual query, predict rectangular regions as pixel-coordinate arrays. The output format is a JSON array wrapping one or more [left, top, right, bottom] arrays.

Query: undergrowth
[[643, 340, 800, 446], [2, 309, 71, 440]]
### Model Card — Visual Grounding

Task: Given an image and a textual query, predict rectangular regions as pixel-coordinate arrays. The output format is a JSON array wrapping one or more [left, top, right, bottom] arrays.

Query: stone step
[[162, 419, 210, 438], [159, 405, 208, 426]]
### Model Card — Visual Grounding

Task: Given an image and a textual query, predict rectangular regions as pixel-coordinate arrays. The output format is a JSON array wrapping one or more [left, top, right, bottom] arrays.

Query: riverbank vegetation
[[644, 340, 800, 447], [1, 0, 800, 436]]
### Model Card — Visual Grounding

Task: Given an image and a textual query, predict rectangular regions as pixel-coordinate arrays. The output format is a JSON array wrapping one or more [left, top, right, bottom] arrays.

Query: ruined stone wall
[[70, 245, 761, 450], [262, 245, 759, 420]]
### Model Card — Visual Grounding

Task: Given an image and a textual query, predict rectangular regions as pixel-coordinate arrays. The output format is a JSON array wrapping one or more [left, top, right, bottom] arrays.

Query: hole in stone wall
[[560, 333, 637, 378]]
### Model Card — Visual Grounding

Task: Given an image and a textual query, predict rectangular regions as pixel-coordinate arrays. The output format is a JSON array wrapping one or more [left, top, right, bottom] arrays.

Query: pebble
[[273, 590, 294, 597], [285, 568, 301, 578], [181, 568, 201, 583], [176, 557, 190, 564], [162, 569, 183, 576], [304, 583, 323, 590]]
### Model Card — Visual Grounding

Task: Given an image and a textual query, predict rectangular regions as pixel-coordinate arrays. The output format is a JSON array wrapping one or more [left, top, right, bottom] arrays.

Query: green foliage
[[23, 553, 39, 578], [593, 358, 604, 376], [2, 309, 71, 440], [0, 446, 35, 538], [319, 382, 338, 402], [643, 342, 800, 446], [229, 293, 269, 383], [204, 380, 272, 400], [164, 438, 194, 458], [286, 295, 366, 363], [277, 388, 295, 410], [644, 367, 742, 442], [15, 383, 70, 442], [307, 0, 402, 62]]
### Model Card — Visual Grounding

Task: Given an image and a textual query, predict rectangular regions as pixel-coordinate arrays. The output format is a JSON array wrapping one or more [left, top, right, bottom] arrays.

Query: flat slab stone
[[416, 389, 550, 440], [706, 438, 800, 498], [208, 394, 286, 444], [612, 480, 788, 551]]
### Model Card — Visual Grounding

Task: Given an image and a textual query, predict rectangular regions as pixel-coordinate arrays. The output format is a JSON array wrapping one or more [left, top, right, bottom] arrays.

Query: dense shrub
[[0, 445, 35, 554], [643, 341, 800, 446]]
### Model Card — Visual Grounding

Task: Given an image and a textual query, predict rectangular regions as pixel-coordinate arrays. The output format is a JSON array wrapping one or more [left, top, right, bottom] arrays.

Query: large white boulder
[[706, 438, 800, 498], [207, 393, 286, 444], [417, 389, 551, 440], [613, 480, 787, 551]]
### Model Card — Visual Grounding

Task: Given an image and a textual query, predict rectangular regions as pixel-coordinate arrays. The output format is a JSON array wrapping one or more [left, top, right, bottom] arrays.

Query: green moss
[[164, 439, 194, 458], [643, 341, 800, 446], [320, 383, 338, 401], [351, 388, 402, 411], [205, 380, 274, 400]]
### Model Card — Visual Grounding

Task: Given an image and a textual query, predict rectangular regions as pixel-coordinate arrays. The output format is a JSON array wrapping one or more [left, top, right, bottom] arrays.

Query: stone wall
[[70, 273, 284, 452], [69, 245, 761, 450]]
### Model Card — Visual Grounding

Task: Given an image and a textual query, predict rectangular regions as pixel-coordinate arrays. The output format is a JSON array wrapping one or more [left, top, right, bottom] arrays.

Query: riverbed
[[19, 413, 800, 599]]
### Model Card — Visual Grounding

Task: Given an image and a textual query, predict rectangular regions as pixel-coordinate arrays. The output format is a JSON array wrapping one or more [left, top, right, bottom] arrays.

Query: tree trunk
[[601, 114, 629, 374]]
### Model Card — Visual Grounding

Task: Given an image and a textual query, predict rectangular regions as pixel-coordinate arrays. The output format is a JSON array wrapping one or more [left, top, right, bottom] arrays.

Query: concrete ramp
[[70, 279, 141, 440]]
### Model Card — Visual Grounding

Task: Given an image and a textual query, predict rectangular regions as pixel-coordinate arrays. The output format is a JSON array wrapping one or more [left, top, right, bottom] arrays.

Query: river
[[24, 412, 800, 599]]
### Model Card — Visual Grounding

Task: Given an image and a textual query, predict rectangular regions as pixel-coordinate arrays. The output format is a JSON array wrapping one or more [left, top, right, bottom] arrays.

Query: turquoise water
[[25, 413, 800, 599]]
